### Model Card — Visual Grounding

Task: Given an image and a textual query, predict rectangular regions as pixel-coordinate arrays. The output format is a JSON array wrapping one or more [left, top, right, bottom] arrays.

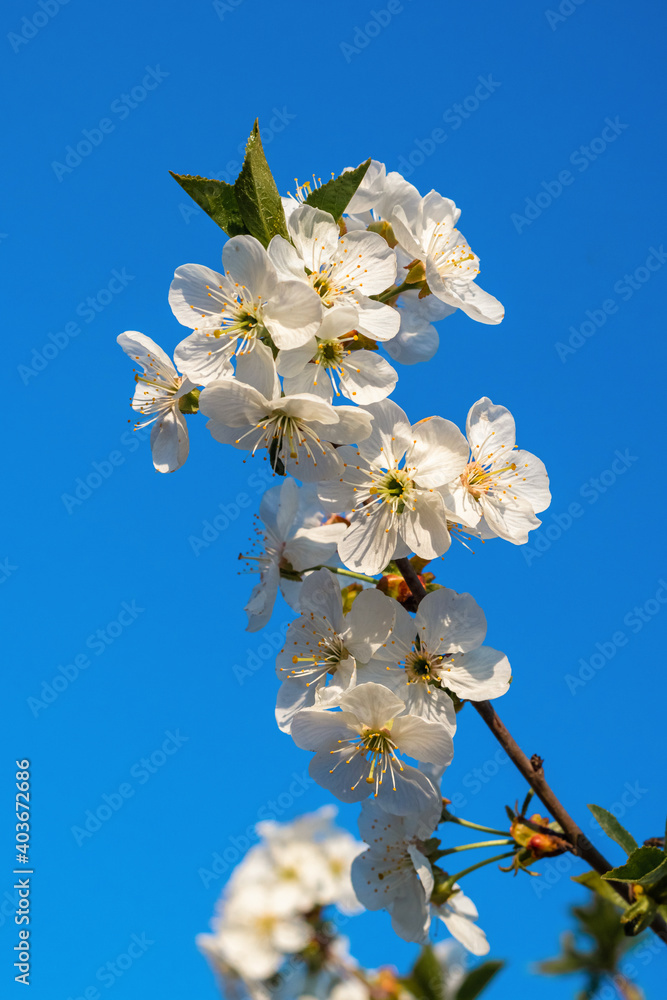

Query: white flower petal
[[222, 234, 277, 299], [235, 340, 280, 399], [262, 280, 323, 349], [340, 351, 398, 405], [443, 646, 511, 701], [288, 205, 339, 271], [417, 588, 487, 654], [408, 416, 469, 488], [118, 330, 178, 376], [173, 329, 234, 386], [348, 295, 401, 341], [466, 397, 516, 453], [149, 407, 189, 473]]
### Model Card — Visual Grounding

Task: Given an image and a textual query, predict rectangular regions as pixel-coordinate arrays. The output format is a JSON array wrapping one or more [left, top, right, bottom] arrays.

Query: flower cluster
[[198, 808, 488, 1000], [198, 808, 364, 995], [117, 131, 552, 964]]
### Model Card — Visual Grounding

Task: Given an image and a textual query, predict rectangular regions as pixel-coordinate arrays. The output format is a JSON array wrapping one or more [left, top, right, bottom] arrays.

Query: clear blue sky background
[[2, 0, 666, 996]]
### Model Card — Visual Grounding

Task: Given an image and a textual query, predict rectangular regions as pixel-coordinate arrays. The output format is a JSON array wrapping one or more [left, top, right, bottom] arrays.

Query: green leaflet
[[587, 804, 638, 856], [169, 173, 247, 237], [305, 158, 371, 220], [602, 845, 667, 886], [454, 961, 504, 1000], [233, 120, 290, 247]]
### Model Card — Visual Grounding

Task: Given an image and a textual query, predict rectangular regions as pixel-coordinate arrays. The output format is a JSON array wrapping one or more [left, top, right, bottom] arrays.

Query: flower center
[[234, 411, 327, 471], [460, 459, 516, 500], [429, 227, 479, 282], [369, 468, 415, 515], [284, 635, 349, 687], [329, 722, 405, 798], [404, 643, 442, 685], [316, 339, 346, 367]]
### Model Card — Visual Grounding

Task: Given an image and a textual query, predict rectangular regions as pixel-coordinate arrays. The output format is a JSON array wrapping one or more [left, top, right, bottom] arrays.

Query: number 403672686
[[15, 760, 30, 849]]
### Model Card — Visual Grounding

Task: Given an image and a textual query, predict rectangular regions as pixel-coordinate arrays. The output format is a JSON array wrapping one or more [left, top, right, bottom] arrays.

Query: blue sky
[[2, 0, 666, 996]]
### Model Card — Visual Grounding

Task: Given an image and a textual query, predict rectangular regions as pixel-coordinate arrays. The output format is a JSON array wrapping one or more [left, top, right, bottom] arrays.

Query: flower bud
[[367, 219, 398, 248]]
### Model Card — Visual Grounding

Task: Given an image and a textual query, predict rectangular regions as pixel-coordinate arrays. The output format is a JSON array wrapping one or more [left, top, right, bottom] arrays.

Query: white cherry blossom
[[268, 204, 400, 342], [278, 306, 398, 405], [365, 587, 511, 727], [391, 191, 504, 325], [117, 331, 197, 473], [441, 397, 551, 544], [275, 569, 395, 732], [318, 399, 469, 574], [198, 881, 312, 981], [290, 682, 453, 815], [351, 799, 441, 943], [239, 479, 347, 632], [170, 234, 323, 385], [199, 375, 372, 482]]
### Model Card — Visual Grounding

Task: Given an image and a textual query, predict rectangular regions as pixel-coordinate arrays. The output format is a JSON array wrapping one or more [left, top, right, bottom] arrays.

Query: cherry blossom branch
[[395, 561, 667, 945]]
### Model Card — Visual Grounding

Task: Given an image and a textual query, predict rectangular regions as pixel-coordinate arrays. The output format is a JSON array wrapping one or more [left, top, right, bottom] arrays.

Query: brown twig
[[396, 563, 667, 945]]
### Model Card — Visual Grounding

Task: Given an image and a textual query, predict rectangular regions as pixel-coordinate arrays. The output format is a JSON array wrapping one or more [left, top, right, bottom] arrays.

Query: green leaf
[[588, 805, 638, 856], [402, 946, 444, 1000], [454, 960, 504, 1000], [304, 158, 371, 220], [233, 120, 289, 247], [572, 870, 627, 909], [169, 172, 247, 237], [602, 846, 667, 885]]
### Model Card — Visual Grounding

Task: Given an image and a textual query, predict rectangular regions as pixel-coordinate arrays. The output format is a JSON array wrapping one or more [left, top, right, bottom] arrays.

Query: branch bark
[[396, 561, 667, 945]]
